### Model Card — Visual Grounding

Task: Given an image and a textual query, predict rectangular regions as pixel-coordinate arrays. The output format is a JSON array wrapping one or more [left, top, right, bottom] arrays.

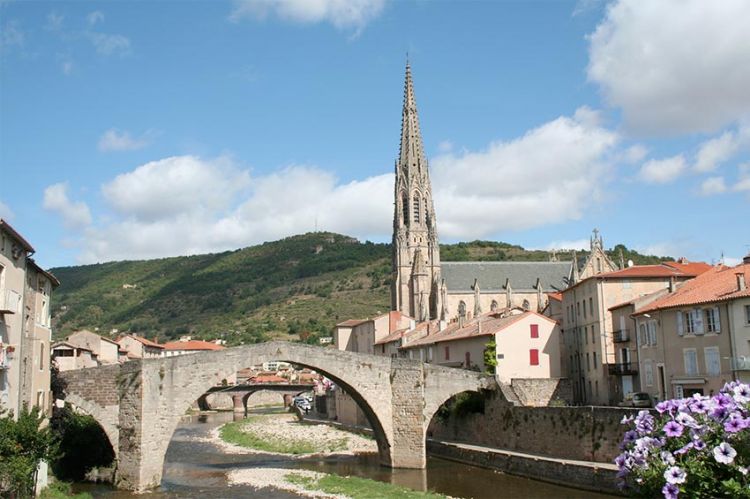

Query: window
[[587, 352, 590, 371], [683, 349, 699, 376], [428, 347, 433, 362], [746, 305, 750, 325], [530, 324, 539, 338], [444, 346, 450, 360], [530, 349, 539, 366], [465, 351, 471, 367], [648, 320, 657, 346], [412, 196, 421, 224], [674, 385, 684, 399], [593, 351, 597, 369], [683, 309, 704, 335], [583, 300, 587, 318], [595, 380, 599, 398], [704, 347, 721, 376], [401, 193, 409, 224], [585, 326, 588, 344], [577, 302, 580, 317], [591, 325, 596, 344], [639, 322, 648, 346], [491, 300, 498, 312], [644, 361, 654, 386], [705, 307, 721, 333], [589, 298, 594, 318], [39, 343, 44, 371]]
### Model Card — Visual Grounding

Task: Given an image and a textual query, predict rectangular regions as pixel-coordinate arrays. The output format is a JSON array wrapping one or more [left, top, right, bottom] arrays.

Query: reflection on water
[[75, 409, 616, 498]]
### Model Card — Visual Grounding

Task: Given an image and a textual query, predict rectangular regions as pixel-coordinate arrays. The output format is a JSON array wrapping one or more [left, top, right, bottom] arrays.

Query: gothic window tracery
[[490, 300, 498, 312], [412, 194, 421, 224], [401, 192, 409, 225]]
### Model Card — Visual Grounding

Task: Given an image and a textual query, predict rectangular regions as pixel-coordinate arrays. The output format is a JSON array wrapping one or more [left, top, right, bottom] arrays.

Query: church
[[390, 63, 618, 325]]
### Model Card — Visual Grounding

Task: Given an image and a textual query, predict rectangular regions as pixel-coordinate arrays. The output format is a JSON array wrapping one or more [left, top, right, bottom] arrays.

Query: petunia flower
[[664, 466, 687, 484], [713, 442, 737, 465], [662, 483, 679, 499], [663, 420, 684, 437]]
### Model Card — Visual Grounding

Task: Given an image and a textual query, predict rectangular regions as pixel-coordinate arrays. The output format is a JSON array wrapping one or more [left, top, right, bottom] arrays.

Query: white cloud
[[735, 163, 750, 193], [694, 131, 740, 173], [437, 140, 453, 153], [43, 183, 92, 229], [87, 11, 104, 26], [431, 107, 618, 239], [0, 21, 24, 50], [229, 0, 386, 31], [88, 32, 130, 56], [588, 0, 750, 134], [61, 59, 73, 75], [61, 110, 624, 263], [98, 128, 152, 152], [622, 144, 647, 164], [101, 155, 251, 223], [0, 199, 14, 220], [637, 155, 686, 184], [724, 257, 742, 267], [45, 12, 64, 31], [699, 176, 727, 196]]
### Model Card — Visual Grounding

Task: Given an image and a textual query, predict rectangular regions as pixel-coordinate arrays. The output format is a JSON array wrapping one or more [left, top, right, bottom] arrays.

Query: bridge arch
[[62, 393, 120, 459]]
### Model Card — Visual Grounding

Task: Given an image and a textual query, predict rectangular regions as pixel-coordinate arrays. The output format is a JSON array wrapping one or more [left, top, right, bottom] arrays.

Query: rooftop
[[636, 263, 750, 313], [442, 261, 572, 293], [121, 334, 164, 349], [163, 340, 225, 351]]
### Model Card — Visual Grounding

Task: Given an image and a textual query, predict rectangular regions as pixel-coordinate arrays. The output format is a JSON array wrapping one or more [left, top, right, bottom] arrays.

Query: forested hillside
[[50, 232, 669, 345]]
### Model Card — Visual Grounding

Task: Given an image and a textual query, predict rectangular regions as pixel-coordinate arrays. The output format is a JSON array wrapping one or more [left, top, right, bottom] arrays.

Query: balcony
[[612, 329, 630, 343], [731, 357, 750, 371], [608, 362, 638, 375]]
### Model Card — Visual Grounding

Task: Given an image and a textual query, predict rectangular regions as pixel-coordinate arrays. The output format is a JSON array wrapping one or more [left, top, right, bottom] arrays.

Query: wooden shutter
[[530, 349, 539, 366], [530, 324, 539, 338], [677, 311, 684, 336], [713, 306, 721, 333]]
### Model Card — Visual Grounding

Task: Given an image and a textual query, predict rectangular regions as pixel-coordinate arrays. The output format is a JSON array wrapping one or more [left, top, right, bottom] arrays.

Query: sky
[[1, 0, 749, 269]]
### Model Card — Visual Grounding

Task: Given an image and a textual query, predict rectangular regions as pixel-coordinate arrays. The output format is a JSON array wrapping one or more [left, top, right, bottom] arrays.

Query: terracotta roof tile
[[124, 334, 164, 349], [163, 340, 225, 351], [637, 264, 750, 313]]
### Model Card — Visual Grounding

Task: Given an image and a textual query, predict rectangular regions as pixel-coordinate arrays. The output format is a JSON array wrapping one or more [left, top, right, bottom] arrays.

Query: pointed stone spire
[[535, 278, 544, 313], [572, 251, 580, 284], [505, 278, 513, 309], [473, 278, 482, 317], [397, 60, 428, 181]]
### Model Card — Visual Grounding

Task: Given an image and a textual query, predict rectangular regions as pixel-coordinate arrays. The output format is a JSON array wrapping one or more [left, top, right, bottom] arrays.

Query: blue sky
[[1, 0, 749, 269]]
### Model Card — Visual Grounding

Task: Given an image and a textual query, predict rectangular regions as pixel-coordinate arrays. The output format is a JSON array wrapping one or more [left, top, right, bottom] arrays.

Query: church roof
[[441, 261, 572, 293]]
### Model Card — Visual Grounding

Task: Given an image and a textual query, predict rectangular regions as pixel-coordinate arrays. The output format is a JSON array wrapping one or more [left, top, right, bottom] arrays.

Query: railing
[[608, 362, 638, 375], [612, 329, 630, 343], [731, 357, 750, 371]]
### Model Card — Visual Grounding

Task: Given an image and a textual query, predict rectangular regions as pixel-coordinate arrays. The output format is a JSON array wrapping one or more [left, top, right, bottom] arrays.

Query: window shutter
[[693, 309, 704, 334], [530, 324, 539, 338], [677, 311, 684, 336], [530, 349, 539, 366], [713, 306, 721, 333]]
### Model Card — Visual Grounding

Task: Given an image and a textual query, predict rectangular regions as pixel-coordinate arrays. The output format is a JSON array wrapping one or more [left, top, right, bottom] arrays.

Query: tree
[[0, 407, 58, 498], [483, 338, 497, 375]]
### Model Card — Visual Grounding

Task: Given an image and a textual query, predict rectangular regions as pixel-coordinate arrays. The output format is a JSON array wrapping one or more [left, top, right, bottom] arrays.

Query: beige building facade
[[117, 334, 164, 359], [0, 219, 58, 417]]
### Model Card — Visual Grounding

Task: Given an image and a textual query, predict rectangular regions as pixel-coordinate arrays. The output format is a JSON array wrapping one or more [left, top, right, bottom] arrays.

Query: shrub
[[49, 407, 115, 481], [616, 381, 750, 498], [0, 407, 58, 498]]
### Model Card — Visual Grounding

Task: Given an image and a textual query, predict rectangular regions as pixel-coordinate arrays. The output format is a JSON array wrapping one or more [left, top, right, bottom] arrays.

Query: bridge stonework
[[60, 341, 490, 492]]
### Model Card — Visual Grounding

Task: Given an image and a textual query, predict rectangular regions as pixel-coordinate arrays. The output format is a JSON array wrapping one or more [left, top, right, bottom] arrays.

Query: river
[[74, 408, 616, 498]]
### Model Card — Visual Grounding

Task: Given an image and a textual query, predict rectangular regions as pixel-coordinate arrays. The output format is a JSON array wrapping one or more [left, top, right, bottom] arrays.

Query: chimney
[[744, 253, 750, 265], [668, 275, 676, 293], [439, 319, 446, 331], [737, 272, 747, 291]]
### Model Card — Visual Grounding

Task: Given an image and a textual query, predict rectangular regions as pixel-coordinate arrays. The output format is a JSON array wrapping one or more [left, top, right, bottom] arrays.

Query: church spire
[[391, 61, 441, 322]]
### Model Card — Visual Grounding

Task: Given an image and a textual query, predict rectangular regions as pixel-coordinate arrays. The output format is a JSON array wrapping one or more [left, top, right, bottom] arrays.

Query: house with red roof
[[631, 257, 750, 400], [117, 334, 165, 359], [162, 338, 225, 357], [561, 258, 711, 406]]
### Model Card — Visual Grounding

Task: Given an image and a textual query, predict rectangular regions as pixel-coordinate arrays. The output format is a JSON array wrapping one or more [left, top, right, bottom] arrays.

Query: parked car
[[619, 392, 653, 408]]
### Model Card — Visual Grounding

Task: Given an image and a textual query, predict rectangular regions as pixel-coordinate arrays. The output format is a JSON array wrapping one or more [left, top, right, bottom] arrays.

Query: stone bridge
[[59, 341, 492, 491]]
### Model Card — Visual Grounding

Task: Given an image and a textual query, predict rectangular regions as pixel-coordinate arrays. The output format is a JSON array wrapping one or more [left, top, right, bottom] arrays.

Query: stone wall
[[510, 378, 572, 407], [429, 390, 636, 463]]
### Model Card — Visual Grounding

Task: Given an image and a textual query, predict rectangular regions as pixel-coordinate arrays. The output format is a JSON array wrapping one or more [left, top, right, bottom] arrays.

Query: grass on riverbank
[[40, 481, 92, 499], [219, 416, 349, 454], [285, 472, 446, 499]]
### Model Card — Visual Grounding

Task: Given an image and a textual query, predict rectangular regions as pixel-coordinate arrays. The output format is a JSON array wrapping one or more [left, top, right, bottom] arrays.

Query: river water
[[75, 409, 615, 499]]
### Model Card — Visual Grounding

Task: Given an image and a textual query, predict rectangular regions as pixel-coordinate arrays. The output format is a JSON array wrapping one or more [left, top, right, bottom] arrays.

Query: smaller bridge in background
[[199, 383, 314, 412]]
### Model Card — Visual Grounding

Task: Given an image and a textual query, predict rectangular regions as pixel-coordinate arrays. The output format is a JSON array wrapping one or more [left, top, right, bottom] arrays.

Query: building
[[632, 258, 750, 400], [333, 311, 412, 354], [51, 342, 98, 371], [0, 219, 59, 417], [162, 338, 225, 357], [65, 330, 121, 365], [390, 63, 572, 324], [117, 334, 164, 359], [562, 260, 711, 405]]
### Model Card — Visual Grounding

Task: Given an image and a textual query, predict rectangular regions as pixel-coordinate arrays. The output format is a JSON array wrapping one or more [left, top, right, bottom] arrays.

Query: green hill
[[49, 233, 669, 345]]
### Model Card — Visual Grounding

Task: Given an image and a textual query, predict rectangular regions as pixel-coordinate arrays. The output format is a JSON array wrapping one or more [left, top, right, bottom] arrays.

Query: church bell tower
[[391, 62, 442, 322]]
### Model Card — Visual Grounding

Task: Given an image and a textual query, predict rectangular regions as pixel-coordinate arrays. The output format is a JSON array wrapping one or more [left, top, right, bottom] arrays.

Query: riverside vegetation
[[50, 232, 668, 344]]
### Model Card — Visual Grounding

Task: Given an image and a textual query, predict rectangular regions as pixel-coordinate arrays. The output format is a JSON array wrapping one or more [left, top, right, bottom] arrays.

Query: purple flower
[[622, 430, 638, 445], [663, 420, 684, 437], [621, 414, 635, 425], [675, 413, 698, 428], [660, 451, 676, 465], [692, 439, 706, 451], [724, 415, 747, 433], [689, 398, 710, 414], [713, 442, 737, 465], [662, 483, 679, 499], [733, 385, 750, 404], [714, 393, 736, 409], [664, 466, 687, 484], [674, 442, 694, 456], [635, 410, 655, 434], [656, 400, 677, 414], [709, 406, 729, 421]]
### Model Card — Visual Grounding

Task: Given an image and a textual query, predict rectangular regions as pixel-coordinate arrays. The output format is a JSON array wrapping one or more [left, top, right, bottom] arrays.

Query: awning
[[671, 378, 706, 385]]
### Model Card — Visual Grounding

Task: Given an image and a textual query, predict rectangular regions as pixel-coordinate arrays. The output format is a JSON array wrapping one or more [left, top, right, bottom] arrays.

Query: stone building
[[390, 63, 572, 325], [65, 330, 122, 365], [632, 258, 750, 400], [117, 334, 164, 359], [0, 219, 58, 417], [562, 260, 711, 405]]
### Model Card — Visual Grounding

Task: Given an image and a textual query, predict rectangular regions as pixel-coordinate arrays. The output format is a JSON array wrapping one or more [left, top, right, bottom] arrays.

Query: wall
[[428, 390, 635, 463], [445, 291, 543, 322], [510, 378, 572, 407], [495, 314, 560, 383], [731, 297, 750, 383], [0, 232, 27, 415]]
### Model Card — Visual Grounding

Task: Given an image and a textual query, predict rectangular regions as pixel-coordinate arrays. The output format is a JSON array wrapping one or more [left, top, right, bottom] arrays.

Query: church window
[[490, 300, 498, 312], [458, 301, 466, 317], [401, 192, 409, 224], [522, 299, 530, 310], [413, 195, 421, 224], [596, 258, 602, 273]]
